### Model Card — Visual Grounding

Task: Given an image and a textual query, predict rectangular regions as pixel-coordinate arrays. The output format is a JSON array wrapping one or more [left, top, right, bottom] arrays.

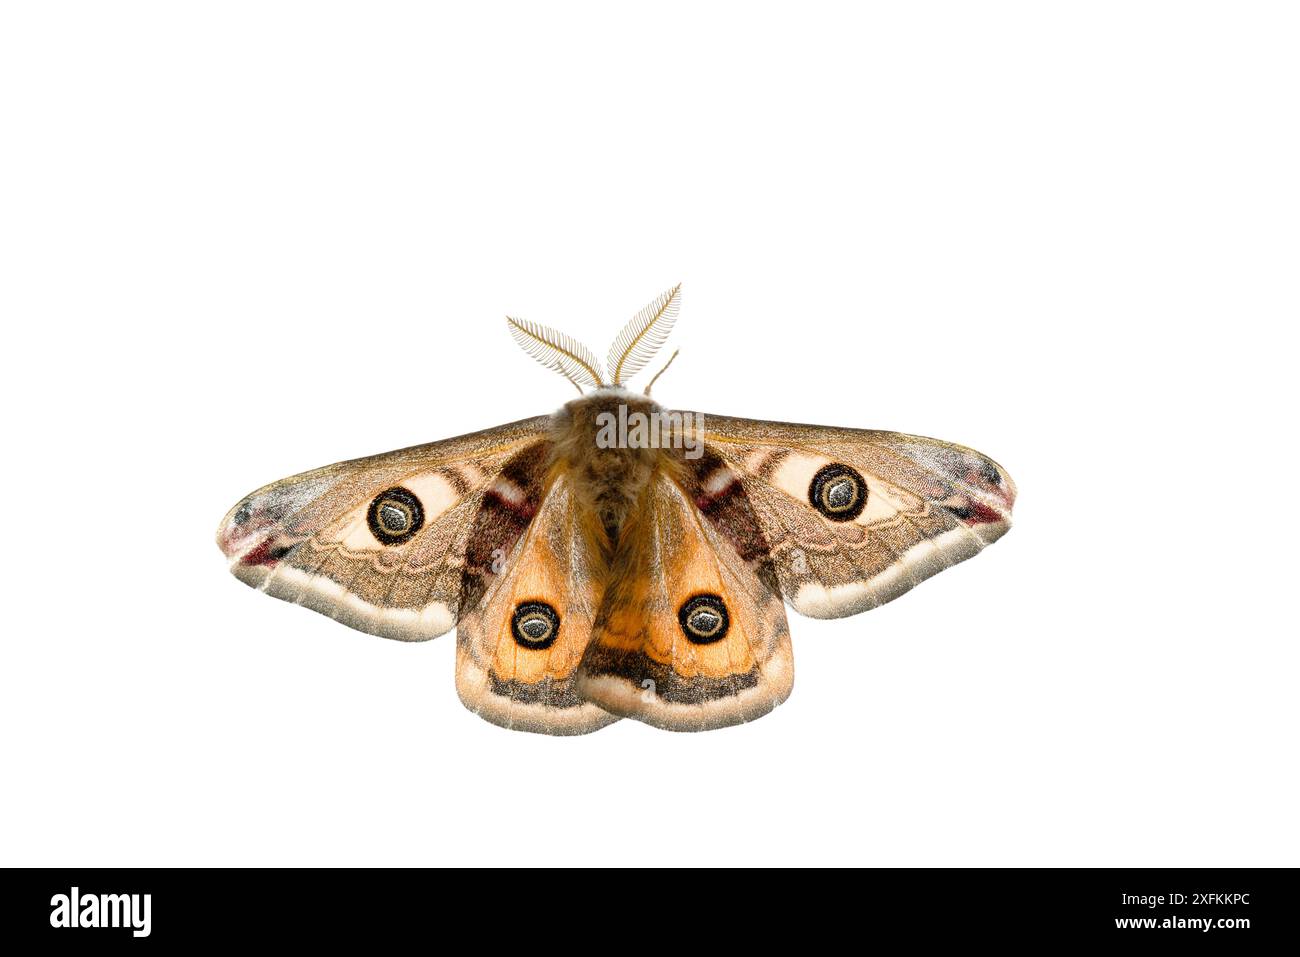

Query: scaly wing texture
[[456, 473, 618, 735], [577, 471, 793, 731], [693, 414, 1016, 618], [215, 416, 552, 641]]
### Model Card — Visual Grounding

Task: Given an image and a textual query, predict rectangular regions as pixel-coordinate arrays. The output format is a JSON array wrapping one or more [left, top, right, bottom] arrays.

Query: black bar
[[1, 868, 1294, 946]]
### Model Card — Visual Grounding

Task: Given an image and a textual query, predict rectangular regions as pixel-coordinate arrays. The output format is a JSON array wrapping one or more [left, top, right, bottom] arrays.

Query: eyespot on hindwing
[[678, 594, 730, 644]]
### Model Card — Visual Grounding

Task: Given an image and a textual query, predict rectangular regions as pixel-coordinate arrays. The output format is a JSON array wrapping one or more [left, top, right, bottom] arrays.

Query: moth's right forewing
[[697, 414, 1016, 619]]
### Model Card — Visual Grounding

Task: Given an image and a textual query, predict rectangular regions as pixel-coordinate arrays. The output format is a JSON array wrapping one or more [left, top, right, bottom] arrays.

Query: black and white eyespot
[[366, 486, 425, 545], [511, 601, 560, 650], [232, 502, 253, 526], [678, 594, 730, 645], [808, 463, 868, 522]]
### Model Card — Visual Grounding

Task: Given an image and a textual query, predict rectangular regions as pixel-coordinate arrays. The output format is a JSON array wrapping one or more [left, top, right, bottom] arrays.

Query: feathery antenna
[[606, 284, 682, 386], [506, 317, 606, 389]]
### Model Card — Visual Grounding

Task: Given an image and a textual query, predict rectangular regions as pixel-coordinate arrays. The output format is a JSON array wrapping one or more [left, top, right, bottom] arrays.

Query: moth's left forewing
[[697, 414, 1016, 619], [215, 416, 553, 641]]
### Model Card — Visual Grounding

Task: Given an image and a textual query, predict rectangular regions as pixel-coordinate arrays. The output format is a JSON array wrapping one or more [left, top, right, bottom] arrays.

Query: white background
[[2, 3, 1296, 867]]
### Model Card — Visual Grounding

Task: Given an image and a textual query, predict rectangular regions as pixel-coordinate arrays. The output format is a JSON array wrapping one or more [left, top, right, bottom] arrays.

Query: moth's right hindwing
[[576, 472, 793, 731], [215, 416, 552, 642]]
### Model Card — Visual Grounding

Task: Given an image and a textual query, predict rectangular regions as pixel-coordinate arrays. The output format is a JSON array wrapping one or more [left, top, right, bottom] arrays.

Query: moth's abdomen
[[576, 446, 658, 542]]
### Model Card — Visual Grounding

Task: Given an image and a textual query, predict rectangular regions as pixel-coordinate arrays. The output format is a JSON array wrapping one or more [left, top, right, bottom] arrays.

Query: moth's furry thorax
[[549, 388, 669, 547]]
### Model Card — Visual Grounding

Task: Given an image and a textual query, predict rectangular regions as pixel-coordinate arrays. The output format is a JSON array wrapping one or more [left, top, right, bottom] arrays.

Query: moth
[[217, 286, 1016, 734]]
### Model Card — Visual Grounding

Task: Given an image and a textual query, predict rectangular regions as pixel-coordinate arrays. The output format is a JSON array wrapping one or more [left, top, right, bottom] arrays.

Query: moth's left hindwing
[[215, 416, 552, 641], [456, 473, 619, 735]]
